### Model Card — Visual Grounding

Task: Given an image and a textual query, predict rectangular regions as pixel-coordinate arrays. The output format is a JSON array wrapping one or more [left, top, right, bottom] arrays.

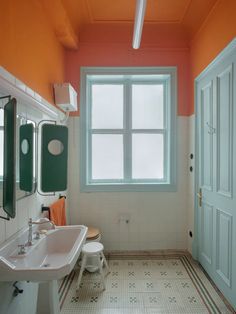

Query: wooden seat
[[86, 227, 100, 241]]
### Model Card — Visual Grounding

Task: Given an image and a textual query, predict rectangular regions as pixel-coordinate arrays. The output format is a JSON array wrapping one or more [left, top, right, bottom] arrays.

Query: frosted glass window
[[132, 84, 164, 129], [81, 67, 176, 191], [0, 130, 3, 177], [92, 134, 124, 179], [132, 134, 164, 179], [92, 84, 123, 129]]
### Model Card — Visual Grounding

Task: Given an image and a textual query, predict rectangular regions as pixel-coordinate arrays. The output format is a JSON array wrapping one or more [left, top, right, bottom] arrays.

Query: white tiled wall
[[0, 281, 38, 314], [67, 116, 190, 252], [0, 193, 59, 245], [0, 67, 62, 314], [187, 114, 195, 254], [0, 67, 61, 245]]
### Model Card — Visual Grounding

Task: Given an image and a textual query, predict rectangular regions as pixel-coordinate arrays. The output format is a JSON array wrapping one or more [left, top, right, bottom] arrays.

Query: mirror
[[0, 95, 38, 219], [21, 139, 29, 155], [41, 124, 68, 193], [48, 139, 64, 155], [16, 115, 37, 200], [0, 97, 17, 218]]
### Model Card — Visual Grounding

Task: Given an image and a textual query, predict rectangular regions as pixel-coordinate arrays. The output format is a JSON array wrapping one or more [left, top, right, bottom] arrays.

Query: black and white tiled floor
[[59, 255, 234, 313]]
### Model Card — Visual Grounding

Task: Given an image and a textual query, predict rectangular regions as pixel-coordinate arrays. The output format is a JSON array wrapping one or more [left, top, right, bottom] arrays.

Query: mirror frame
[[2, 97, 16, 219], [41, 124, 68, 193], [16, 115, 37, 201]]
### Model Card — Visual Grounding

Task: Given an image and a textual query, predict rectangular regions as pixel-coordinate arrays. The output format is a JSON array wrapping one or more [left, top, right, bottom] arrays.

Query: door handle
[[197, 188, 202, 207]]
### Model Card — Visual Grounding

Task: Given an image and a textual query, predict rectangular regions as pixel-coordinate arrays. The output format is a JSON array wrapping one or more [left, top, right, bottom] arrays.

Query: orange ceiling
[[87, 0, 191, 23], [61, 0, 218, 38]]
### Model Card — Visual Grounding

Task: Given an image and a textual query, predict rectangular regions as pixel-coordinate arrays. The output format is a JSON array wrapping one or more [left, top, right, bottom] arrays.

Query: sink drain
[[42, 263, 50, 268]]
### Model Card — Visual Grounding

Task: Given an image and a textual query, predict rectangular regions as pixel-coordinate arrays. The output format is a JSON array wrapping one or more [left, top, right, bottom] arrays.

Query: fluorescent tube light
[[132, 0, 147, 49]]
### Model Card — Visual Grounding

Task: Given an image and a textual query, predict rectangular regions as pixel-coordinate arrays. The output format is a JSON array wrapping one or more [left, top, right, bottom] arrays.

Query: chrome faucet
[[27, 218, 55, 246], [27, 218, 34, 246]]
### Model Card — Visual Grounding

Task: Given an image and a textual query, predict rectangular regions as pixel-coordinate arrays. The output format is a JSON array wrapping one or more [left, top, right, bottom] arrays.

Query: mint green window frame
[[80, 67, 177, 192]]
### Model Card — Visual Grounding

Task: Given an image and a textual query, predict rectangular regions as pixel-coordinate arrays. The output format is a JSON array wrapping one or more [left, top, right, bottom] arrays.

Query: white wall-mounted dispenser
[[54, 83, 78, 112]]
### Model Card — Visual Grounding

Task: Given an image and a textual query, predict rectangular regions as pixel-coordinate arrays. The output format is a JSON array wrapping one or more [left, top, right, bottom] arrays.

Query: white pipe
[[132, 0, 147, 49]]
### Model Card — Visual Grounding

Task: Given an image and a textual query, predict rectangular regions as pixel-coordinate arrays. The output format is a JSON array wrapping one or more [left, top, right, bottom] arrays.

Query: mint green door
[[196, 47, 236, 310]]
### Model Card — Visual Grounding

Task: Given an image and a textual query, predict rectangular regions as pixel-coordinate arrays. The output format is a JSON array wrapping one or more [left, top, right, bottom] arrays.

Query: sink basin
[[0, 225, 88, 282]]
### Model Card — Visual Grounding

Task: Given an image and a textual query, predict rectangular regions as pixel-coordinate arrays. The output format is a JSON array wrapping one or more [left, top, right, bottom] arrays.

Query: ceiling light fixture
[[132, 0, 147, 49]]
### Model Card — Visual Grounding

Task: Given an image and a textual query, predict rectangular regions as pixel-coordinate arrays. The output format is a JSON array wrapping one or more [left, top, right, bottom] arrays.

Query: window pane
[[132, 134, 164, 179], [132, 84, 164, 129], [92, 84, 123, 129], [92, 134, 123, 179]]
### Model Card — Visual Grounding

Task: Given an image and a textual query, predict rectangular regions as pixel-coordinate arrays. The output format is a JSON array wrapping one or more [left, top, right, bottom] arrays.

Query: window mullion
[[92, 129, 125, 134], [124, 80, 132, 182], [131, 129, 165, 134], [87, 82, 93, 183]]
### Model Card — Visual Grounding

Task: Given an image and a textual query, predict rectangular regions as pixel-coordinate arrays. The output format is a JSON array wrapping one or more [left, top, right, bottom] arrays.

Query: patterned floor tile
[[157, 280, 176, 293], [162, 292, 188, 312], [173, 279, 195, 292], [140, 280, 159, 292], [124, 269, 139, 279], [142, 292, 163, 308], [151, 260, 168, 268], [180, 292, 206, 309], [123, 293, 144, 308], [102, 293, 124, 308], [60, 255, 234, 314], [123, 280, 143, 292], [106, 280, 123, 292], [62, 308, 144, 314], [166, 259, 185, 269], [73, 291, 105, 308]]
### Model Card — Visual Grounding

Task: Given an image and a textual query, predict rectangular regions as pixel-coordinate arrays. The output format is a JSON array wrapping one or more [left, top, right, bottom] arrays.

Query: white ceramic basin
[[0, 225, 87, 282]]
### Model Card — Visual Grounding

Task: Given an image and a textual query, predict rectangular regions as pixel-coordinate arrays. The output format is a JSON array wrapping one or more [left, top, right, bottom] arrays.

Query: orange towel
[[49, 197, 66, 226]]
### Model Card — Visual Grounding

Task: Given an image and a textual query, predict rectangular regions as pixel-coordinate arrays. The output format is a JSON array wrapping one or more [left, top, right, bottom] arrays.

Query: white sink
[[0, 225, 88, 282]]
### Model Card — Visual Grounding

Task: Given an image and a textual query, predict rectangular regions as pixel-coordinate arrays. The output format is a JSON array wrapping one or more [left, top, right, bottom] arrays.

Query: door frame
[[193, 37, 236, 260]]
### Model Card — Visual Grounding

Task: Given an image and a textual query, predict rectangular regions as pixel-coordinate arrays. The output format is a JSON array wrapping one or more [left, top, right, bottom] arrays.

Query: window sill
[[80, 183, 177, 192]]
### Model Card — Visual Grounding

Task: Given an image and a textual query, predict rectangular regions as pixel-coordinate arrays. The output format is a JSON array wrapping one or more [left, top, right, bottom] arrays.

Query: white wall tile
[[0, 67, 15, 84], [68, 116, 190, 252], [187, 114, 195, 253], [0, 72, 63, 314], [26, 86, 35, 97], [0, 208, 6, 243], [15, 79, 26, 92]]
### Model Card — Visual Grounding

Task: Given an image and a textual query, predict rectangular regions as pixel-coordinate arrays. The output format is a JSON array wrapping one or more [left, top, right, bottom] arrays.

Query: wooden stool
[[76, 242, 109, 291]]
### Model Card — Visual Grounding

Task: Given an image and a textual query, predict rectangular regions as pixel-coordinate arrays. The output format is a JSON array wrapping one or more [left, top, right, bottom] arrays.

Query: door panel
[[200, 81, 213, 191], [201, 202, 213, 265], [215, 209, 232, 287], [216, 65, 233, 198], [197, 51, 236, 310]]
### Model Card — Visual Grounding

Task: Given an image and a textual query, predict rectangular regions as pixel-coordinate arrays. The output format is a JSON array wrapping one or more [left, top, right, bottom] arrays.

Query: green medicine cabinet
[[19, 123, 34, 192], [3, 98, 16, 219], [41, 124, 68, 193]]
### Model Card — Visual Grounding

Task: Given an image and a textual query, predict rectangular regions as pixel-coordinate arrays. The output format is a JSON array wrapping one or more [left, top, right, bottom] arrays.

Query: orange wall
[[0, 0, 64, 105], [65, 24, 191, 116], [190, 0, 236, 114]]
